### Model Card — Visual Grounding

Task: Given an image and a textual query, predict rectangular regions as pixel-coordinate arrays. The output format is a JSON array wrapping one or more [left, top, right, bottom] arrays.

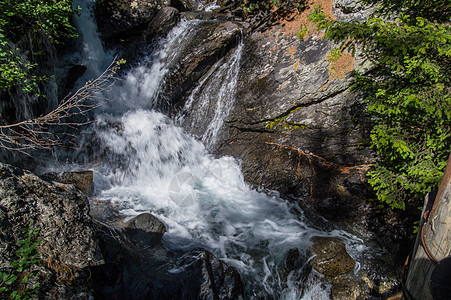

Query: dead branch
[[0, 58, 125, 155]]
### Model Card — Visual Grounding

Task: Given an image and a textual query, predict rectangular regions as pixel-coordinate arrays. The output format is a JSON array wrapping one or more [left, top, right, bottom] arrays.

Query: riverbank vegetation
[[0, 0, 75, 93], [308, 0, 450, 210]]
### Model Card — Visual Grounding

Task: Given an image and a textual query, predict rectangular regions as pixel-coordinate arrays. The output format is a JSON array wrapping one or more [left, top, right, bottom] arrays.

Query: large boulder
[[92, 223, 244, 299], [146, 7, 181, 39], [0, 163, 103, 299]]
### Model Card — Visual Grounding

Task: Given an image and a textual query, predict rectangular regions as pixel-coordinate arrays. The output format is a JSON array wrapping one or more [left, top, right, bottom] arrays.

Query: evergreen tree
[[309, 0, 451, 209]]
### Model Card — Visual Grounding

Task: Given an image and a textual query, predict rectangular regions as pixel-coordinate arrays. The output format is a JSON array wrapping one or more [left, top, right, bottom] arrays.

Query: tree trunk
[[404, 154, 451, 300]]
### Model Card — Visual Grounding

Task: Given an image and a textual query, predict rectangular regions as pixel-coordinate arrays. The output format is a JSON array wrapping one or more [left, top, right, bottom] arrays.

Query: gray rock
[[92, 225, 244, 299], [42, 170, 93, 195], [125, 212, 166, 234], [95, 0, 169, 45], [195, 13, 376, 231], [147, 7, 180, 39], [310, 236, 355, 276]]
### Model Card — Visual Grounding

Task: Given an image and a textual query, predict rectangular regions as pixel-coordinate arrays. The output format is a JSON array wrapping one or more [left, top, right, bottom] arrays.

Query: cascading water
[[51, 1, 375, 298]]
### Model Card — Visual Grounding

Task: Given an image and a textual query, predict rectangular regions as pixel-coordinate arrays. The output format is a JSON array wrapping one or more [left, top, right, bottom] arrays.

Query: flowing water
[[50, 1, 375, 298]]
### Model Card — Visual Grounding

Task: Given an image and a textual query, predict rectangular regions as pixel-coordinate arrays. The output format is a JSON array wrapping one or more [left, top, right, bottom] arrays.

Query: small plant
[[0, 223, 42, 300], [326, 48, 343, 62], [297, 26, 309, 39]]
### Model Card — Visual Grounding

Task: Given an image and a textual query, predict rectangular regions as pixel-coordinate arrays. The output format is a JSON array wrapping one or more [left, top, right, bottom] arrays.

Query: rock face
[[0, 163, 102, 299], [310, 236, 355, 277]]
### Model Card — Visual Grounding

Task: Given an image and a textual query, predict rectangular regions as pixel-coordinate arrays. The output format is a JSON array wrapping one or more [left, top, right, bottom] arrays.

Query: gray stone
[[125, 212, 166, 234], [310, 236, 355, 276], [147, 7, 180, 39], [42, 170, 93, 195], [95, 0, 170, 45]]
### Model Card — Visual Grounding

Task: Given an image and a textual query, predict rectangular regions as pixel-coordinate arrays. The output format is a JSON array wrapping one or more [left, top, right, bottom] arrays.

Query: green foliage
[[297, 26, 309, 39], [326, 48, 343, 62], [0, 0, 76, 92], [309, 2, 451, 209], [0, 223, 42, 299]]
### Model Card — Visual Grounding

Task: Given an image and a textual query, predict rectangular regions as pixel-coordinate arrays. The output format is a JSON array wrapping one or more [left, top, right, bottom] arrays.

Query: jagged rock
[[42, 170, 93, 195], [0, 163, 102, 299], [162, 20, 241, 110], [189, 249, 244, 299], [147, 7, 180, 39], [310, 236, 355, 277]]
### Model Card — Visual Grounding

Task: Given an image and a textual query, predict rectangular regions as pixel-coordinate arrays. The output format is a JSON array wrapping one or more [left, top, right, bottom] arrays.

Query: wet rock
[[0, 163, 102, 299], [180, 249, 244, 299], [125, 212, 167, 234], [147, 7, 180, 39], [310, 236, 355, 276], [59, 65, 87, 99], [171, 0, 195, 11], [279, 248, 301, 282], [162, 20, 241, 110], [92, 224, 244, 299], [330, 275, 361, 300], [42, 170, 93, 195]]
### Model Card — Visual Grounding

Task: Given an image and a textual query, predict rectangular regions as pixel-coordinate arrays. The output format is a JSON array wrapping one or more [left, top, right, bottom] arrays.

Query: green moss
[[265, 107, 305, 130]]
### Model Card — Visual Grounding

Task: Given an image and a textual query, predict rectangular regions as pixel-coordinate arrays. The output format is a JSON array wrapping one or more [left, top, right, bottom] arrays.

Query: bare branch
[[0, 57, 125, 154]]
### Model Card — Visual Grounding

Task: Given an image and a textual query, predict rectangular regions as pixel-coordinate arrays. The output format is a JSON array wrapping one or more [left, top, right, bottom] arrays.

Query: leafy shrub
[[0, 224, 42, 300]]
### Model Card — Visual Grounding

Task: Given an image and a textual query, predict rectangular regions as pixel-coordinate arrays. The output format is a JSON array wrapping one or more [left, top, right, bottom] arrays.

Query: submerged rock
[[310, 236, 355, 276], [279, 248, 302, 282]]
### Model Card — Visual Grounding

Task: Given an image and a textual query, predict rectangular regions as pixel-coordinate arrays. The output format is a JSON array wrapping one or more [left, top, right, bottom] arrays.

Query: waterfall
[[47, 1, 374, 298], [179, 41, 243, 149]]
